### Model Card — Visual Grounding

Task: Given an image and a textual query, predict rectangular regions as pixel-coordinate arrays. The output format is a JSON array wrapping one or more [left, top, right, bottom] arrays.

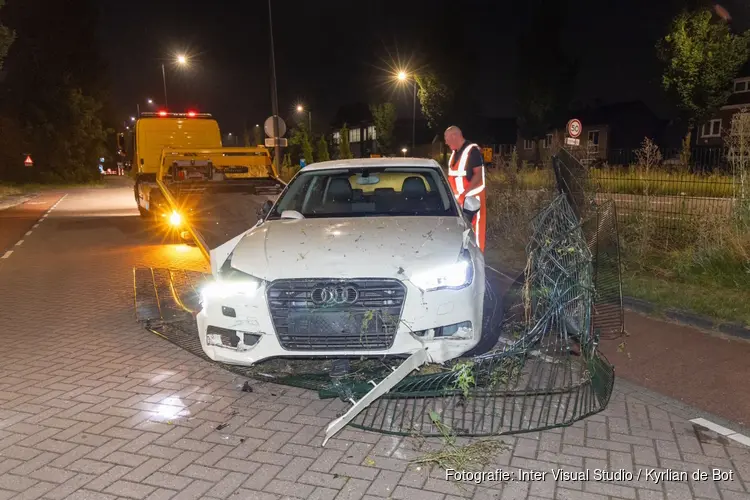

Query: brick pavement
[[0, 187, 749, 500]]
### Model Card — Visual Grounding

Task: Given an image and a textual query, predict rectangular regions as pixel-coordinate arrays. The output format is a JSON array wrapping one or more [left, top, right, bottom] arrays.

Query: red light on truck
[[158, 111, 168, 117], [187, 111, 197, 117]]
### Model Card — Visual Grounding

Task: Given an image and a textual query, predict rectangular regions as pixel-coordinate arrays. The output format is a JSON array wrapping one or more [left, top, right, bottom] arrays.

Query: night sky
[[99, 0, 750, 136]]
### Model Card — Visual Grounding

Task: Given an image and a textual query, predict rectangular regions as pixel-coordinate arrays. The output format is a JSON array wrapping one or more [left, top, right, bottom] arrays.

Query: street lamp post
[[401, 148, 408, 157], [296, 105, 312, 133], [161, 64, 168, 108], [397, 71, 417, 153], [161, 55, 188, 110]]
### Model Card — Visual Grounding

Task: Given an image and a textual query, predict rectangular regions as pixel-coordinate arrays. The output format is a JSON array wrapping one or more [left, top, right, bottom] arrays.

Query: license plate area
[[289, 310, 382, 335]]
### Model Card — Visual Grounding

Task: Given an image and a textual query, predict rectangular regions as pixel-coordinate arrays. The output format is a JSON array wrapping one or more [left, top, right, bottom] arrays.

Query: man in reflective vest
[[444, 126, 486, 252]]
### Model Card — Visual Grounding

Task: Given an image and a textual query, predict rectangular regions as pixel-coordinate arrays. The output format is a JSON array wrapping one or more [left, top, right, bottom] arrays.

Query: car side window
[[273, 176, 314, 215]]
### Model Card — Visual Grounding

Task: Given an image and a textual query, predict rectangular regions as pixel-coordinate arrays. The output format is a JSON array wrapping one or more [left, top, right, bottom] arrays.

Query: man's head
[[444, 126, 464, 151]]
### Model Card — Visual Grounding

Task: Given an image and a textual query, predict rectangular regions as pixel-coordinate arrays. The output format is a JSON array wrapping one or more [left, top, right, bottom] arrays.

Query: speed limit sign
[[567, 119, 582, 138]]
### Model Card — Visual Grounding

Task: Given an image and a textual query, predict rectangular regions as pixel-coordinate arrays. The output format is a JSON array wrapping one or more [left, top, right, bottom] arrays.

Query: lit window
[[367, 125, 377, 141], [523, 139, 534, 150], [349, 128, 361, 143], [333, 132, 341, 144], [700, 119, 722, 138]]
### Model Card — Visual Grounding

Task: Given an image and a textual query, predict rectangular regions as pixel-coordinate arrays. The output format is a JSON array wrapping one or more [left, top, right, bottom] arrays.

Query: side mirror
[[260, 199, 273, 218], [462, 196, 480, 224], [463, 196, 480, 213]]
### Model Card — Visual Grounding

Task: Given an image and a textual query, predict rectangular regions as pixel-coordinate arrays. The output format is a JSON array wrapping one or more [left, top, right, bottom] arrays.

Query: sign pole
[[268, 0, 281, 176]]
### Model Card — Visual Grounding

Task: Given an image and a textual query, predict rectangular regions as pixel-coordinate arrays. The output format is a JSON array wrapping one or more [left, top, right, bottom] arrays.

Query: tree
[[253, 125, 262, 146], [657, 7, 750, 143], [369, 102, 396, 154], [338, 124, 352, 159], [415, 72, 453, 134], [0, 0, 14, 71], [0, 0, 111, 182], [316, 135, 330, 162], [289, 123, 313, 164]]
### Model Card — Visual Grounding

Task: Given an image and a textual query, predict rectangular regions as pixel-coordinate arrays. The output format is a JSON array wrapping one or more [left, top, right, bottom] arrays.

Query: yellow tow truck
[[122, 111, 284, 248]]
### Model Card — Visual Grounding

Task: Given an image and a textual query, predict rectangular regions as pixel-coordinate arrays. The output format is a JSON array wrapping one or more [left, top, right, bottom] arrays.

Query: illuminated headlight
[[169, 211, 182, 226], [410, 258, 474, 291], [200, 267, 263, 304]]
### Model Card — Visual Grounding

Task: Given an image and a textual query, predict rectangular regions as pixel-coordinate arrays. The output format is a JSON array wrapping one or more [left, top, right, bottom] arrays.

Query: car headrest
[[402, 176, 427, 199], [328, 178, 352, 202]]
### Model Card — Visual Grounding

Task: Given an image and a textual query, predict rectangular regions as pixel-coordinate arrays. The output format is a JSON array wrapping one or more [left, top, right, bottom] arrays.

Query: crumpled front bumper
[[196, 269, 485, 366]]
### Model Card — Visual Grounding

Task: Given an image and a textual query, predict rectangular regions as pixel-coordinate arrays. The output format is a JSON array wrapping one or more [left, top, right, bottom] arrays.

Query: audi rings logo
[[311, 284, 359, 305]]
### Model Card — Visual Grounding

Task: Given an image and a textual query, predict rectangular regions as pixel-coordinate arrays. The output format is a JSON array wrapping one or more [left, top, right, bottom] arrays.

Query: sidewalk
[[600, 310, 750, 430]]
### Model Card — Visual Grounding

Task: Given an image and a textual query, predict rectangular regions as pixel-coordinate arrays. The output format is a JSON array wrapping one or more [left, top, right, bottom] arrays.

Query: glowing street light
[[177, 54, 188, 65], [401, 147, 408, 157], [130, 116, 136, 122], [147, 98, 153, 105], [394, 69, 417, 151]]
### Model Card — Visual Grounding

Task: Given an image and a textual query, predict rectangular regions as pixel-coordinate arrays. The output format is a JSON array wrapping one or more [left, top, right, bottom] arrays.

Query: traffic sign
[[567, 119, 582, 138], [265, 138, 288, 148], [23, 155, 33, 167], [264, 115, 287, 138], [565, 137, 580, 146], [482, 147, 493, 163], [299, 159, 306, 168]]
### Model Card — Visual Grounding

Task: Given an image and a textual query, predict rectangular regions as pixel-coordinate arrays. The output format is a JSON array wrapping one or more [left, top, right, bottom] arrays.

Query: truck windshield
[[267, 167, 458, 219]]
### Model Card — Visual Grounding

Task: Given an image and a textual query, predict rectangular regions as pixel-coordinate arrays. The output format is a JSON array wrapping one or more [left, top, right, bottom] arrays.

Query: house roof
[[568, 101, 660, 127]]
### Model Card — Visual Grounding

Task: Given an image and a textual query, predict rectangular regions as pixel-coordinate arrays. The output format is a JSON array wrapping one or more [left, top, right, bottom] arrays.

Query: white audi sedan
[[196, 158, 485, 366]]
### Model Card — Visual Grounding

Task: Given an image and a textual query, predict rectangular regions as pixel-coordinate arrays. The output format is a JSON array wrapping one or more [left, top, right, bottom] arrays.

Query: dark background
[[99, 0, 750, 134]]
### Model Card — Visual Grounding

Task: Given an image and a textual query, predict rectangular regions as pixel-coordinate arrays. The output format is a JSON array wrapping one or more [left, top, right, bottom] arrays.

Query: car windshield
[[267, 167, 458, 219]]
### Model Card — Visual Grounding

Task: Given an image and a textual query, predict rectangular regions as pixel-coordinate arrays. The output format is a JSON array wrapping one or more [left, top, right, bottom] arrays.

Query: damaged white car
[[196, 158, 485, 366]]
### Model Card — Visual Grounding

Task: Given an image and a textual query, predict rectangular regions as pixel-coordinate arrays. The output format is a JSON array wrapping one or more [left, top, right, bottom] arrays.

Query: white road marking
[[15, 240, 23, 246], [690, 418, 750, 447], [25, 231, 32, 236], [1, 251, 12, 259], [32, 224, 39, 228]]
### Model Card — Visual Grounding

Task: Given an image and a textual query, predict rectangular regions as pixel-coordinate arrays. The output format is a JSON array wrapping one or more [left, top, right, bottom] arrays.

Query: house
[[330, 102, 378, 158], [516, 101, 666, 164], [329, 103, 435, 158], [698, 61, 750, 147]]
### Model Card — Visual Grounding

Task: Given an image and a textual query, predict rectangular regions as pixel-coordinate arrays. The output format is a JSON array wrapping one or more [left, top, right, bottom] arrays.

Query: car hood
[[224, 216, 470, 281]]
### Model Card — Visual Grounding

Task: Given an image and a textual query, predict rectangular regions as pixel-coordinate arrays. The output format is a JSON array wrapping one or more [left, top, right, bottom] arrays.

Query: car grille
[[266, 279, 406, 351]]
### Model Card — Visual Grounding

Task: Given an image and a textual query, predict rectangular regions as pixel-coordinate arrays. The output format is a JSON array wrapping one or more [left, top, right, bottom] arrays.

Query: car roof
[[301, 157, 441, 172]]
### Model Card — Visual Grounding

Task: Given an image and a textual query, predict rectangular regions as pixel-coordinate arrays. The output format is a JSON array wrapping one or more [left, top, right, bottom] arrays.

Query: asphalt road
[[0, 178, 748, 499]]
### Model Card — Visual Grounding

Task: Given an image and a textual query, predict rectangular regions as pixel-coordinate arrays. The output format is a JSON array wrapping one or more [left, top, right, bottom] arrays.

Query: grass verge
[[0, 180, 107, 198], [507, 166, 736, 198], [485, 169, 750, 327]]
